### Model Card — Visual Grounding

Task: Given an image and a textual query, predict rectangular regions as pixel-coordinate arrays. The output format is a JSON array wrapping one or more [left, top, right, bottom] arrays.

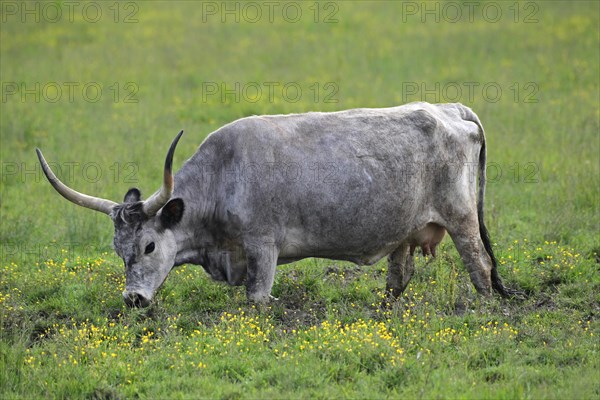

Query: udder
[[407, 223, 446, 257]]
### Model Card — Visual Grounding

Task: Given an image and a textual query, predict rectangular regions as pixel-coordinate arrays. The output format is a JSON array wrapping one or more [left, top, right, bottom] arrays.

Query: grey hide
[[38, 102, 516, 307]]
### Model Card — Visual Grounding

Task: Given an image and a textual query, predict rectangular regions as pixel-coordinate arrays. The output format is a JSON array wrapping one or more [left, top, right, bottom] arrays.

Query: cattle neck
[[168, 168, 218, 268]]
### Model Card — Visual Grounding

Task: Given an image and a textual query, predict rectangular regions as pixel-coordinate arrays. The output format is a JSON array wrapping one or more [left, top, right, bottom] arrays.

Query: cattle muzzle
[[123, 290, 151, 308]]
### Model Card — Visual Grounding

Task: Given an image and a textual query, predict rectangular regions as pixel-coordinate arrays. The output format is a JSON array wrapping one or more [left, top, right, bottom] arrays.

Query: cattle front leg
[[386, 243, 414, 298], [244, 240, 278, 303], [447, 227, 493, 295]]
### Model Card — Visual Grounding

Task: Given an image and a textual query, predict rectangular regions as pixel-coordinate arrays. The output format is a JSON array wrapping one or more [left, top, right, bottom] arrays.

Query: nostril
[[123, 291, 151, 308]]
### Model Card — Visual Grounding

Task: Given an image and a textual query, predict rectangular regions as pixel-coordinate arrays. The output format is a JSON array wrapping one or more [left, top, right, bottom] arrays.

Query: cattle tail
[[464, 107, 514, 298]]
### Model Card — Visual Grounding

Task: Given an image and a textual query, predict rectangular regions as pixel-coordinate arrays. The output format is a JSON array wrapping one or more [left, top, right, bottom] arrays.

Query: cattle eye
[[144, 242, 155, 254]]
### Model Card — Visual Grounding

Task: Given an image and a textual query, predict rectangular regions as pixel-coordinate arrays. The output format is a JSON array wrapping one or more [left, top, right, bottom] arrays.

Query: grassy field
[[1, 1, 599, 398]]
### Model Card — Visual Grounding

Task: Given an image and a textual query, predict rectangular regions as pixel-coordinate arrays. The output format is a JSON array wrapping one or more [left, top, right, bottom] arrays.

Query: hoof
[[247, 292, 272, 304], [384, 285, 403, 299]]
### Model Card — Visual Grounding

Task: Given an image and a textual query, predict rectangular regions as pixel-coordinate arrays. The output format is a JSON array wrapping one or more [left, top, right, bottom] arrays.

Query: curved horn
[[142, 130, 184, 216], [36, 148, 118, 215]]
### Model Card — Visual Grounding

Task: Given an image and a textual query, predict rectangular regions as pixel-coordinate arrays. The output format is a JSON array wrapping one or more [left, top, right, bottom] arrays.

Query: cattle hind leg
[[449, 223, 494, 295], [386, 243, 415, 298], [480, 220, 524, 298], [449, 217, 518, 297]]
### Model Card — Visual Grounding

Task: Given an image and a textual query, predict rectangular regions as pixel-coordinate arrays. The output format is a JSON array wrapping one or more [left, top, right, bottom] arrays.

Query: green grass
[[1, 1, 599, 398]]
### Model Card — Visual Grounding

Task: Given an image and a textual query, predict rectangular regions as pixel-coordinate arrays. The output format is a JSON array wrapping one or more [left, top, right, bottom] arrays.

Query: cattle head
[[36, 131, 184, 308]]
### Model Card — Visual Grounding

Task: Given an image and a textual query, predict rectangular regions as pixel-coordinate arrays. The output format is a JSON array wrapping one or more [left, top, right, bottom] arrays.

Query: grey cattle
[[37, 102, 516, 307]]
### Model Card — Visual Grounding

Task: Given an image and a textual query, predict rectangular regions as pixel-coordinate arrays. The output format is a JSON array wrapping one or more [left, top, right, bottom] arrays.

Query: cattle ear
[[124, 188, 141, 203], [160, 198, 184, 228]]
